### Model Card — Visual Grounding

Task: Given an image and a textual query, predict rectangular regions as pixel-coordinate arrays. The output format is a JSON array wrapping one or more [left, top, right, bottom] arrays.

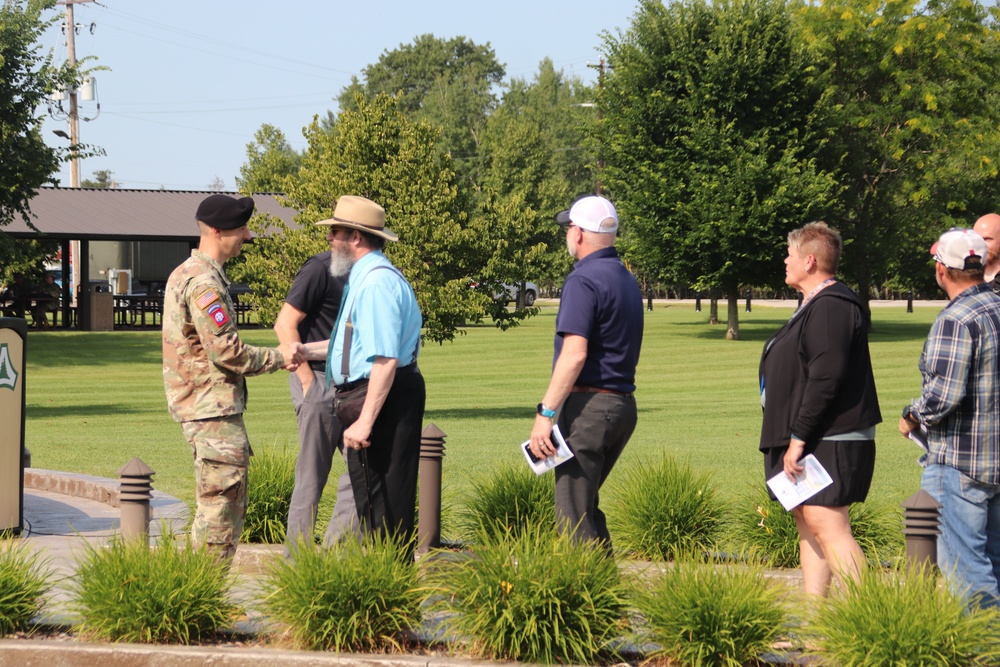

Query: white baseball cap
[[930, 228, 987, 270], [555, 195, 618, 234]]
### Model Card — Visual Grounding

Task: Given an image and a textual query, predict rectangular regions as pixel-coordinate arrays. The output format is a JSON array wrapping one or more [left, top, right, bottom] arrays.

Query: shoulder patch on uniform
[[206, 302, 230, 328], [195, 289, 220, 310]]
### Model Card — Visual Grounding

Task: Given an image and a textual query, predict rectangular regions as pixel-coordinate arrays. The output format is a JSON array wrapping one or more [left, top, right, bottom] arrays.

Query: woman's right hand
[[784, 438, 806, 481]]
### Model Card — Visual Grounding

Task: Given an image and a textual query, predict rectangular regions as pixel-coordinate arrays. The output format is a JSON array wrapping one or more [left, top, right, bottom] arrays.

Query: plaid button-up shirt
[[915, 282, 1000, 485]]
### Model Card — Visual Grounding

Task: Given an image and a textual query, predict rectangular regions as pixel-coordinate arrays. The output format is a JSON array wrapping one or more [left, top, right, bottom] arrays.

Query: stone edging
[[24, 468, 121, 507]]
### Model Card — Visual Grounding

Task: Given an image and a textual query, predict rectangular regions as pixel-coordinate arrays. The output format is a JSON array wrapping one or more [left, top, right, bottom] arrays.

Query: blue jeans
[[921, 464, 1000, 609]]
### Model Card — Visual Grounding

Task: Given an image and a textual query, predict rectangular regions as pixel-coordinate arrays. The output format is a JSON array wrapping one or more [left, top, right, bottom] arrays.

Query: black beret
[[196, 194, 255, 230]]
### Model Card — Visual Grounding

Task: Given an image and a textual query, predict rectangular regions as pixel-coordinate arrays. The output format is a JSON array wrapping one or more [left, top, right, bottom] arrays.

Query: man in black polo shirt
[[275, 250, 357, 548], [528, 195, 644, 550]]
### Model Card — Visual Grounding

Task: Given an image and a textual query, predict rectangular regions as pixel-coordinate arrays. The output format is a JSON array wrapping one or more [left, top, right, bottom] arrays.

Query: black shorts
[[764, 439, 876, 506]]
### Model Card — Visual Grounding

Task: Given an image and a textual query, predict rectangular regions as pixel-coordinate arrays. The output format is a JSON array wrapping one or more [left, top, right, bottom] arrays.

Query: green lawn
[[21, 301, 937, 526]]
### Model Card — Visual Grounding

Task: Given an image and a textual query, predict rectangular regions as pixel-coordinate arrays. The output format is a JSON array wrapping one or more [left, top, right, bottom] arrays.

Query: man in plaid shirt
[[900, 227, 1000, 610]]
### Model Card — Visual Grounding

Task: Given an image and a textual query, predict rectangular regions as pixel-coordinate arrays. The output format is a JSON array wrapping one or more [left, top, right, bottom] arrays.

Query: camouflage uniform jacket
[[163, 250, 284, 422]]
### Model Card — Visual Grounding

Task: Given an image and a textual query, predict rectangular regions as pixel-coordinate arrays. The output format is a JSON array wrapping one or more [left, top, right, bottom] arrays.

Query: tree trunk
[[708, 289, 720, 325], [856, 272, 873, 331], [725, 291, 740, 340]]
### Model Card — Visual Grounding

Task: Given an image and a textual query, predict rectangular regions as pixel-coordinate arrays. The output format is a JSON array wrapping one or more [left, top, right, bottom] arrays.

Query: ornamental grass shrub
[[0, 542, 50, 636], [808, 563, 1000, 666], [259, 532, 421, 652], [456, 460, 554, 543], [631, 558, 787, 667], [71, 534, 236, 643], [428, 524, 627, 664], [607, 453, 725, 561], [731, 483, 903, 568], [242, 444, 296, 544]]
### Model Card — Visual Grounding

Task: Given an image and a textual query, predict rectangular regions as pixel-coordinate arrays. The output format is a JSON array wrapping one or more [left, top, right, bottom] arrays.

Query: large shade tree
[[599, 0, 838, 339], [477, 59, 599, 307], [0, 0, 81, 285], [337, 34, 505, 188], [232, 93, 499, 343], [795, 0, 1000, 305]]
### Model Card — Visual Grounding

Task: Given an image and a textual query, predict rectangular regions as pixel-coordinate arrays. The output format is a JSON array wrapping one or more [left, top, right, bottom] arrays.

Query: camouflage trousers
[[180, 414, 250, 561]]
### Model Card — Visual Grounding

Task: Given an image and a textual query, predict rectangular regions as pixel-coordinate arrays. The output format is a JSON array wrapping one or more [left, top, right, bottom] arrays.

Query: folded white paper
[[521, 424, 574, 475], [766, 454, 833, 511]]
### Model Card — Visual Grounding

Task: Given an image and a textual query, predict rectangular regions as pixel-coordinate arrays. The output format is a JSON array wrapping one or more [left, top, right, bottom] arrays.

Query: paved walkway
[[3, 469, 805, 666]]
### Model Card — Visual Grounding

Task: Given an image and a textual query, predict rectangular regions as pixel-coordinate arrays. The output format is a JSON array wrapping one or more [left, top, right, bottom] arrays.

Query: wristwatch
[[901, 405, 918, 423], [537, 403, 556, 418]]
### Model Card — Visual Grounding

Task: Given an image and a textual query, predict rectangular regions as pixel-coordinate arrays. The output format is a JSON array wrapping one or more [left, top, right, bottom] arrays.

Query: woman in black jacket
[[759, 221, 881, 597]]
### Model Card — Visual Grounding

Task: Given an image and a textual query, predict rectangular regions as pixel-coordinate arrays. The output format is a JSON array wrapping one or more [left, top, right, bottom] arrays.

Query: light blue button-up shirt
[[327, 250, 422, 387]]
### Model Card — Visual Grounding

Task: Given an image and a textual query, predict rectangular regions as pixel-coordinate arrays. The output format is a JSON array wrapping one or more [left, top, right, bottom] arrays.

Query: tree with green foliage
[[599, 0, 838, 339], [233, 93, 497, 343], [795, 0, 1000, 306], [80, 169, 114, 188], [0, 0, 84, 286], [236, 124, 302, 194], [338, 34, 505, 186], [479, 59, 599, 296]]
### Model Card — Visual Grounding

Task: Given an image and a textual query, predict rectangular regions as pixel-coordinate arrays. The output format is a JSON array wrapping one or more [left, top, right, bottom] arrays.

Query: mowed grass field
[[21, 299, 938, 528]]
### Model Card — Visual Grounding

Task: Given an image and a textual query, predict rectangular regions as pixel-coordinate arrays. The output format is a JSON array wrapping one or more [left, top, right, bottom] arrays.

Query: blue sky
[[39, 1, 641, 191]]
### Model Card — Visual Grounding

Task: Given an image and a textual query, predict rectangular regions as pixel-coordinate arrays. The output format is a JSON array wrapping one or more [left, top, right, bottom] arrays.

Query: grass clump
[[242, 444, 296, 544], [809, 564, 1000, 666], [260, 532, 421, 652], [608, 453, 725, 560], [632, 558, 787, 667], [429, 524, 626, 664], [456, 460, 554, 543], [0, 542, 51, 636], [732, 484, 903, 567], [71, 535, 235, 643]]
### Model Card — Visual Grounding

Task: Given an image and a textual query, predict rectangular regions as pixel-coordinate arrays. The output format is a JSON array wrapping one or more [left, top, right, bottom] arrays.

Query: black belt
[[336, 364, 417, 392], [571, 384, 633, 397]]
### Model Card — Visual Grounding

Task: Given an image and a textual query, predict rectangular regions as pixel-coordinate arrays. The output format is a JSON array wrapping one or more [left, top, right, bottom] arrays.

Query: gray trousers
[[555, 391, 638, 550], [287, 369, 358, 547]]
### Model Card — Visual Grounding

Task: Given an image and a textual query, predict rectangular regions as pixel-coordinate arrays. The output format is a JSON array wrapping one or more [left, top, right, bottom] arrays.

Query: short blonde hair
[[788, 221, 842, 274]]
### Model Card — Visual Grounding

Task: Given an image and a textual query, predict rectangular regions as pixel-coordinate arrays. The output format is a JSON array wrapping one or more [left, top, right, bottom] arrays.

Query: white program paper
[[766, 454, 834, 511], [521, 424, 574, 475]]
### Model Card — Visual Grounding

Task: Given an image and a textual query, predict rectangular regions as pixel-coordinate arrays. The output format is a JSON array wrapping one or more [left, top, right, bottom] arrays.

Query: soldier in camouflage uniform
[[163, 194, 301, 560]]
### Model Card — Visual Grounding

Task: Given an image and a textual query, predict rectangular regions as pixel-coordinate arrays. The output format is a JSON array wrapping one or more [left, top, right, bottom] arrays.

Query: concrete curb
[[0, 640, 503, 667]]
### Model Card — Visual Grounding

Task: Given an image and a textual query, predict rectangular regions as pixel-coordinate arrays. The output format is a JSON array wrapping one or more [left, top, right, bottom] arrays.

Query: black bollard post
[[907, 289, 914, 314], [695, 294, 701, 313], [119, 457, 155, 548], [901, 489, 941, 569], [745, 290, 752, 313], [417, 424, 446, 556]]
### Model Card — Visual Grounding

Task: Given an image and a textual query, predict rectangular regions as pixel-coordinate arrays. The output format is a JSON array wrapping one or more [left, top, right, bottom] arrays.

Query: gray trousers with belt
[[286, 368, 359, 548]]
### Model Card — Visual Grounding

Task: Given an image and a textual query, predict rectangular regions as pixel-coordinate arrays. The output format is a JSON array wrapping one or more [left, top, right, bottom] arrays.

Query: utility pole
[[59, 0, 94, 188], [55, 0, 96, 320]]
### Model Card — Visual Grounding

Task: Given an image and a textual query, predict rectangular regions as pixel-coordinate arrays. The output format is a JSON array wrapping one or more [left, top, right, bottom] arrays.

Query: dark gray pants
[[555, 391, 637, 549], [287, 369, 358, 548]]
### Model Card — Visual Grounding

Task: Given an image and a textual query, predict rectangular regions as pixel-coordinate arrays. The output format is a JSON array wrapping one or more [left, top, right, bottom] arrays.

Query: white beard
[[329, 246, 356, 278]]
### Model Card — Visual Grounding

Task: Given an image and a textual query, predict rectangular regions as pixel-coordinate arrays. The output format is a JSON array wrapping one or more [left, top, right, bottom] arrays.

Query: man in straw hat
[[300, 195, 424, 544], [900, 227, 1000, 609], [163, 193, 304, 561]]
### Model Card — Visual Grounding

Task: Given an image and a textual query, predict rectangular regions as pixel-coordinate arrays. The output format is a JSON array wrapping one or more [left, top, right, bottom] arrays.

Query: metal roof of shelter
[[3, 187, 299, 242]]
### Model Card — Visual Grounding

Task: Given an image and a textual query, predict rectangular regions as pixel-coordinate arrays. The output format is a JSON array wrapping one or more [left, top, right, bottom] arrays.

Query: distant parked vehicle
[[500, 282, 538, 307], [471, 280, 539, 307]]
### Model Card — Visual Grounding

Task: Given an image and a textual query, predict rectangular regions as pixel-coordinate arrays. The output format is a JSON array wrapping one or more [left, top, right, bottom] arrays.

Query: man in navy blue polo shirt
[[528, 195, 644, 551]]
